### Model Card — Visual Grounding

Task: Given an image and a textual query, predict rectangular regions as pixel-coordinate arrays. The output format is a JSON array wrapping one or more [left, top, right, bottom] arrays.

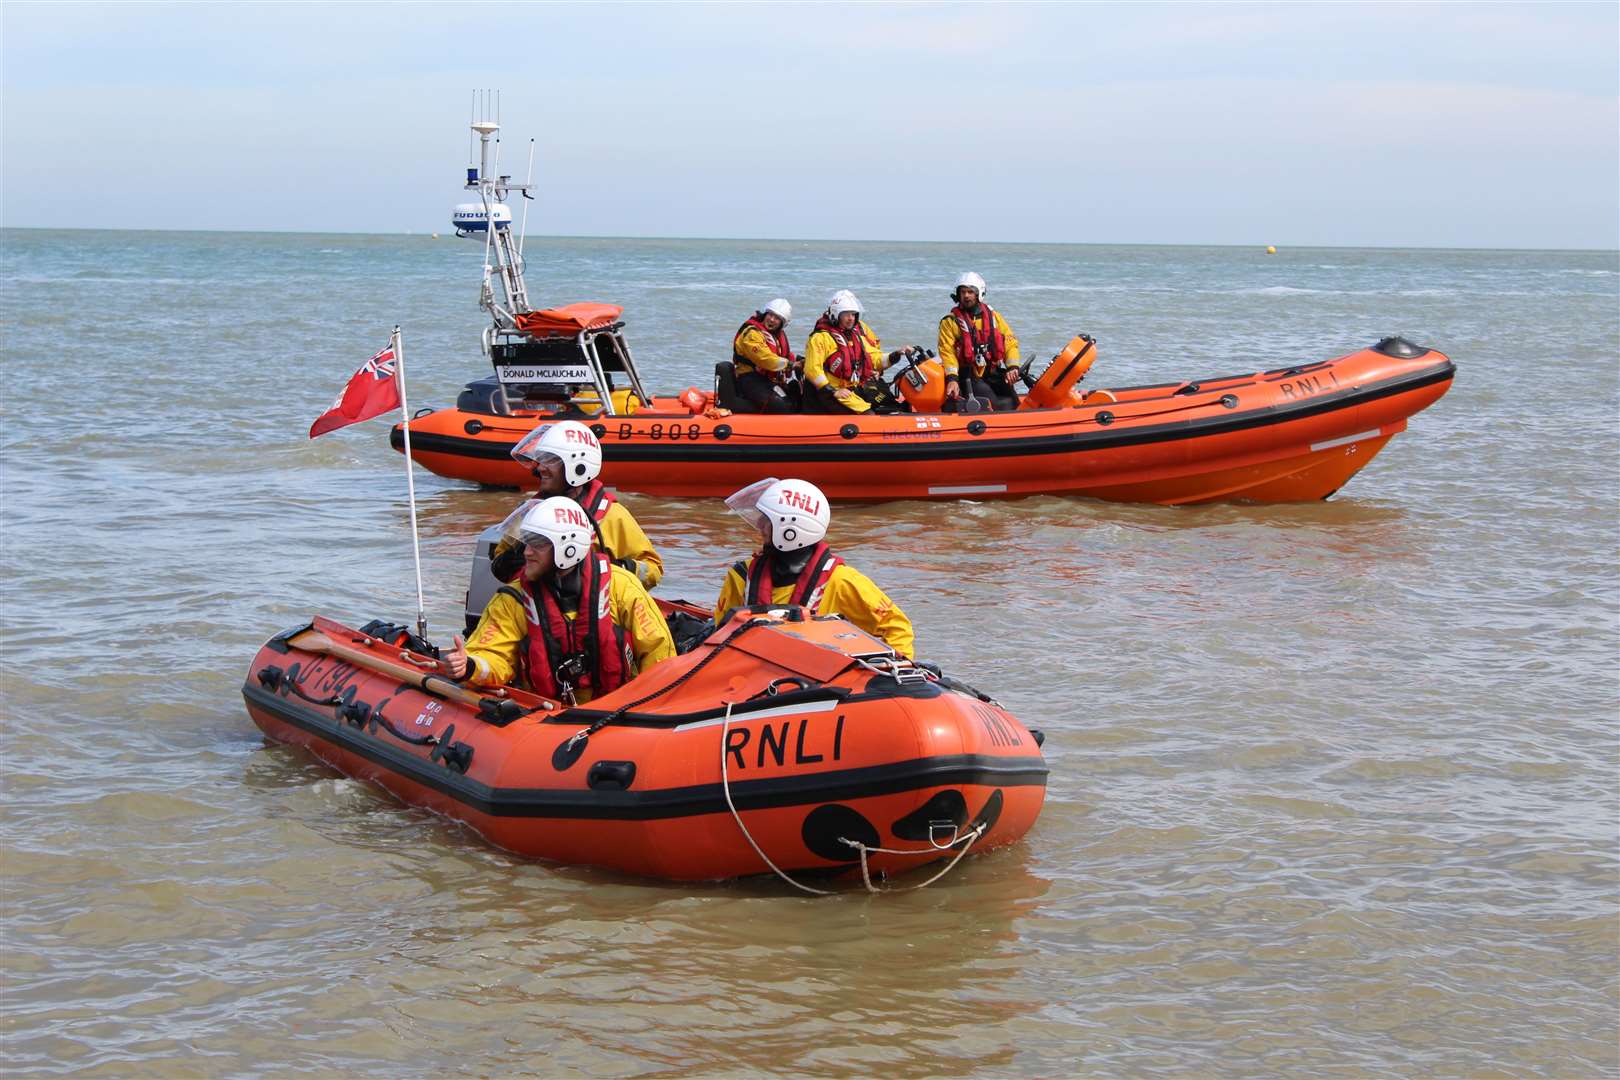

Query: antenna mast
[[468, 90, 533, 325]]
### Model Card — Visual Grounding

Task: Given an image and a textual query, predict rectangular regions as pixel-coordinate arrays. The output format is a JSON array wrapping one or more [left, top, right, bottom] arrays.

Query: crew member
[[938, 272, 1021, 411], [803, 290, 901, 414], [444, 496, 674, 703], [730, 298, 800, 414], [714, 478, 914, 657], [494, 420, 663, 589]]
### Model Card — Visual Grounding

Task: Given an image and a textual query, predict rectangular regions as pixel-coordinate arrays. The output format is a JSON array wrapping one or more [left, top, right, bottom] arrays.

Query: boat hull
[[391, 344, 1454, 503], [244, 615, 1047, 883]]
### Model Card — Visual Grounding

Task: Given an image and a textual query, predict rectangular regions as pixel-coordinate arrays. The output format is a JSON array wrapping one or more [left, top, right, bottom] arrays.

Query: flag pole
[[393, 326, 430, 640]]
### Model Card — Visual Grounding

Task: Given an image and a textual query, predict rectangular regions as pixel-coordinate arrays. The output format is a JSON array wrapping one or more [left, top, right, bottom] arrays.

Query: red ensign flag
[[309, 342, 402, 438]]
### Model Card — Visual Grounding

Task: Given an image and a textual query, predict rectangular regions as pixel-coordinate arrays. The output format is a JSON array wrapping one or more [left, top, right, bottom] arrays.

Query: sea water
[[1, 229, 1616, 1076]]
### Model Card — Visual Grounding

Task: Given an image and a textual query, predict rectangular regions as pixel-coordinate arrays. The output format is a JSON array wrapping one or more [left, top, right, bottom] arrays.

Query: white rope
[[843, 822, 987, 894], [719, 701, 835, 895], [718, 701, 989, 895]]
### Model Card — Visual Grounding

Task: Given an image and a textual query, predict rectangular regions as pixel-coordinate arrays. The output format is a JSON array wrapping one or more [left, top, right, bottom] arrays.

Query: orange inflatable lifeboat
[[242, 608, 1047, 885], [393, 324, 1455, 505]]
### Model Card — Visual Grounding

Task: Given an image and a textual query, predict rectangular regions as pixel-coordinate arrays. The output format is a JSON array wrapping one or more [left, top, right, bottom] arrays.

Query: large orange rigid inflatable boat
[[391, 325, 1454, 504], [243, 608, 1047, 885]]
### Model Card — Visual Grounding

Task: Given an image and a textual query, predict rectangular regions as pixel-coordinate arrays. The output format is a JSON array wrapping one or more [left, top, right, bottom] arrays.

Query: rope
[[369, 707, 439, 747], [719, 701, 835, 895], [843, 822, 987, 894], [717, 701, 989, 896], [283, 680, 344, 709]]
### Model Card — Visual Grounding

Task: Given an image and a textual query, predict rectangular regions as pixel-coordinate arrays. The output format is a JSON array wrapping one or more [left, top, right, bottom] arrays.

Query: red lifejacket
[[732, 316, 793, 380], [576, 479, 616, 524], [950, 304, 1007, 374], [515, 552, 630, 702], [741, 543, 844, 612], [813, 317, 875, 384]]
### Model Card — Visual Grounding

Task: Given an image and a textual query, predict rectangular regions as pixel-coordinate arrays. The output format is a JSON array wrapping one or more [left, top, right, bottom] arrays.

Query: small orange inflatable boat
[[242, 608, 1047, 885], [392, 329, 1454, 504]]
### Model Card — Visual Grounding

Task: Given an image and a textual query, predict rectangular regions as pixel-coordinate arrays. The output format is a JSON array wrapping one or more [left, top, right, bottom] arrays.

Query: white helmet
[[510, 420, 602, 487], [515, 496, 595, 572], [954, 271, 987, 299], [827, 290, 863, 319], [763, 298, 792, 324], [727, 477, 829, 552]]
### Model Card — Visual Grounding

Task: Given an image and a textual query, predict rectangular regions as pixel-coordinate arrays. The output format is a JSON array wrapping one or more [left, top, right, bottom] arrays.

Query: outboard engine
[[464, 521, 508, 635], [456, 376, 513, 416]]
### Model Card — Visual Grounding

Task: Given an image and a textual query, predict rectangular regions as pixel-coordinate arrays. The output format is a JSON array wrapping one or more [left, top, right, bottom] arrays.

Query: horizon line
[[1, 223, 1616, 256]]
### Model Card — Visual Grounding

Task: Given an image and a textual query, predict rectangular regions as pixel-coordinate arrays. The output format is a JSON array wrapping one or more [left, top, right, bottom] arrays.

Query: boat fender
[[890, 790, 969, 841], [586, 760, 637, 791], [801, 804, 881, 863], [971, 789, 1005, 834]]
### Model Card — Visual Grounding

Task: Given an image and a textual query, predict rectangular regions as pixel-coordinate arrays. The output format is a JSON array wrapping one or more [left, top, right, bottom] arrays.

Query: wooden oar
[[285, 625, 496, 709]]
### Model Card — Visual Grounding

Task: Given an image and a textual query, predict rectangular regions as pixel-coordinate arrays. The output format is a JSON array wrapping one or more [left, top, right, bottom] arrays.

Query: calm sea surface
[[2, 229, 1617, 1077]]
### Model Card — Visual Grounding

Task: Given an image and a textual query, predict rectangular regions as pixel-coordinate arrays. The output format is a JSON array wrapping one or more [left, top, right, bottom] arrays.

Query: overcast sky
[[3, 1, 1616, 248]]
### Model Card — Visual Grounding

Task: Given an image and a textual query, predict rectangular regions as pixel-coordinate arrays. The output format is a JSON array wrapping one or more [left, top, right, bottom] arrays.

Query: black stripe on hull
[[244, 684, 1048, 822], [390, 361, 1454, 465]]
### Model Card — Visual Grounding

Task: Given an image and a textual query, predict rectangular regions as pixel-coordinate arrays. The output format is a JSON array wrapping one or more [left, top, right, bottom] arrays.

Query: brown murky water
[[2, 231, 1616, 1075]]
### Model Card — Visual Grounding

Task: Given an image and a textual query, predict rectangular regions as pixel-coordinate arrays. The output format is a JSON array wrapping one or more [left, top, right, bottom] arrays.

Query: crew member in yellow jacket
[[444, 497, 674, 703], [730, 297, 801, 414], [938, 271, 1022, 411], [494, 419, 663, 588], [713, 478, 914, 657], [802, 289, 901, 414]]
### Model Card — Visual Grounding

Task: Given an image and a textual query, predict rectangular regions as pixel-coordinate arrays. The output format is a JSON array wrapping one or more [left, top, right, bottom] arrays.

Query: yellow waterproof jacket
[[597, 500, 663, 589], [733, 325, 793, 378], [804, 323, 884, 389], [465, 564, 675, 699], [937, 307, 1020, 377], [713, 558, 915, 659]]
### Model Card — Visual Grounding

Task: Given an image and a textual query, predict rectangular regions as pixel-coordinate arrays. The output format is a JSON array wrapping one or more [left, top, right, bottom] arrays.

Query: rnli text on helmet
[[779, 488, 821, 515], [554, 505, 591, 528]]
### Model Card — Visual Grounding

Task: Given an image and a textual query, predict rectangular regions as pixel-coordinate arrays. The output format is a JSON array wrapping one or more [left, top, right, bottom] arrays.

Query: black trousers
[[734, 371, 801, 414], [962, 372, 1020, 411]]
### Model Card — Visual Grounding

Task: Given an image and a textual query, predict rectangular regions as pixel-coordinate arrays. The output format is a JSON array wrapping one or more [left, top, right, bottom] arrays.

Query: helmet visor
[[510, 426, 553, 466], [724, 477, 780, 538], [497, 498, 542, 546]]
